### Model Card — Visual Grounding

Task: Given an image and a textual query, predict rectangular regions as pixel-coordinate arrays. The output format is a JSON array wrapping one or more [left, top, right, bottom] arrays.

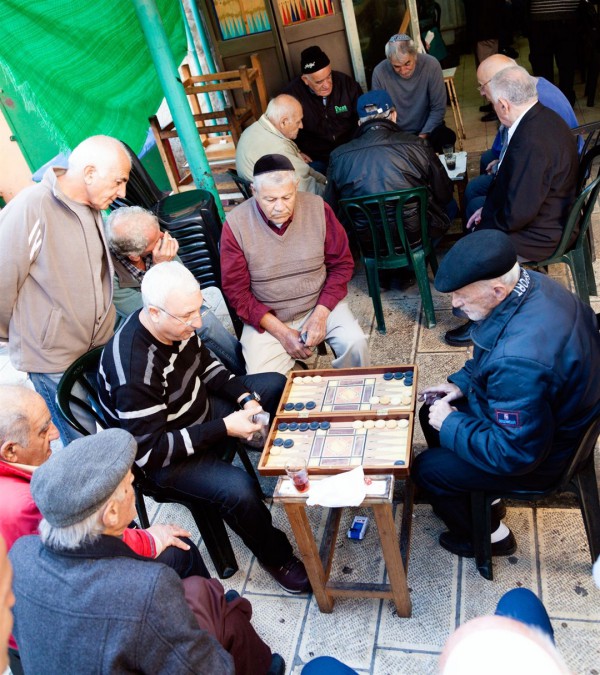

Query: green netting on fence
[[0, 0, 186, 154]]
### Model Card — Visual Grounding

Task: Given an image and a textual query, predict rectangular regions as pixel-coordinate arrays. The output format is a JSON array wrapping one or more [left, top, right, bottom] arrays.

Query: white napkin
[[306, 466, 367, 507]]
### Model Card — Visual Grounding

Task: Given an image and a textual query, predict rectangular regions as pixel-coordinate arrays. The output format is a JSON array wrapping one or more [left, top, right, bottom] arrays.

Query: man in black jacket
[[283, 46, 363, 173], [325, 89, 455, 250]]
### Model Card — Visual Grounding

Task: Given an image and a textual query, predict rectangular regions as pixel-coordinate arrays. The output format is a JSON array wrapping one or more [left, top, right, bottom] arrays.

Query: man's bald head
[[477, 54, 517, 101], [60, 135, 131, 210], [0, 386, 58, 467], [265, 94, 304, 140]]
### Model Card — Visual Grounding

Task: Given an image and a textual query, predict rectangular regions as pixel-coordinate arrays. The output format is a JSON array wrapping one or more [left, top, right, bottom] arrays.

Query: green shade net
[[0, 0, 186, 155]]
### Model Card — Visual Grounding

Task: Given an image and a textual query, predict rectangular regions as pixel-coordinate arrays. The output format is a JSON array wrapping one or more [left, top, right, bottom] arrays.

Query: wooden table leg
[[372, 503, 412, 617], [283, 502, 334, 612]]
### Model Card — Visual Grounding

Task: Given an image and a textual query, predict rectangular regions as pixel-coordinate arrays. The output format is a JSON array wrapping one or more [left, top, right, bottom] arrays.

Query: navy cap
[[357, 90, 394, 119], [434, 230, 517, 293], [253, 154, 295, 177]]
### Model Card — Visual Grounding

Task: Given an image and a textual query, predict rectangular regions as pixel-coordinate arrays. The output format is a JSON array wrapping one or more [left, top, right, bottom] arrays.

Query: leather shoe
[[481, 111, 498, 122], [260, 555, 311, 594], [491, 500, 507, 522], [479, 103, 493, 113], [267, 654, 286, 675], [444, 320, 473, 346], [439, 530, 517, 558]]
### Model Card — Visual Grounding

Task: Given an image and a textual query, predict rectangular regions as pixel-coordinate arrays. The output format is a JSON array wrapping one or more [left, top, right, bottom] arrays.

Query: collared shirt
[[497, 101, 537, 170], [113, 252, 152, 285]]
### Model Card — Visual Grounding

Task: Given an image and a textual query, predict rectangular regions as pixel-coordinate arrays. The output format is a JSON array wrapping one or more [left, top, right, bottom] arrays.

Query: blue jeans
[[148, 372, 293, 566], [29, 371, 96, 446], [495, 588, 555, 643], [199, 309, 245, 375]]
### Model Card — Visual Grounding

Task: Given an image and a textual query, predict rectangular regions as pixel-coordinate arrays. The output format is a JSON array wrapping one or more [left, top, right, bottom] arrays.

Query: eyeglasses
[[477, 77, 492, 93], [156, 302, 212, 327]]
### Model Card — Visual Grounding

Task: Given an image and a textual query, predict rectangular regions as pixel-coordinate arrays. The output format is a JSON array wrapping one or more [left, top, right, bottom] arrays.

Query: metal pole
[[131, 0, 225, 220]]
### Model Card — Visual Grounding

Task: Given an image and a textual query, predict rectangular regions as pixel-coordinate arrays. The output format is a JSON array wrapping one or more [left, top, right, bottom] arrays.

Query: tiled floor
[[2, 39, 600, 674]]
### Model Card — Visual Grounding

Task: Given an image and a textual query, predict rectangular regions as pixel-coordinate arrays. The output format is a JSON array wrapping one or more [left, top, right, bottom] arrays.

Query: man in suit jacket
[[467, 65, 578, 263]]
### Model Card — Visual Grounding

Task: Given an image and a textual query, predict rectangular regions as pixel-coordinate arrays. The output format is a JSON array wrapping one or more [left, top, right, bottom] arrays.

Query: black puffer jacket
[[325, 118, 454, 251]]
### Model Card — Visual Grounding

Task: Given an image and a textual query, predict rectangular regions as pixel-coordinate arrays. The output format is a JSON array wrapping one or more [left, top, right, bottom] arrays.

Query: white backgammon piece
[[374, 419, 386, 429], [379, 395, 391, 405], [398, 419, 409, 428], [353, 420, 364, 430], [303, 376, 313, 383], [401, 395, 412, 405], [386, 419, 398, 429], [313, 375, 323, 382], [363, 420, 375, 429], [390, 396, 402, 406], [369, 396, 380, 405]]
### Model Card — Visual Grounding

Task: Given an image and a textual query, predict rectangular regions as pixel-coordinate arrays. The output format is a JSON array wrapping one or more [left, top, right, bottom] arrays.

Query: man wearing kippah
[[221, 153, 369, 375], [9, 429, 284, 675], [372, 34, 456, 154], [283, 45, 363, 174], [413, 230, 600, 558]]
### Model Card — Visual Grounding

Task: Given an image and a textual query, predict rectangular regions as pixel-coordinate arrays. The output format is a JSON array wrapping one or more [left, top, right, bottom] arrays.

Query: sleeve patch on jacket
[[495, 410, 521, 427]]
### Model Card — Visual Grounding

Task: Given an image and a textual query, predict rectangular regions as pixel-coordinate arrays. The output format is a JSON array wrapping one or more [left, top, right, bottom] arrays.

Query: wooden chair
[[150, 55, 267, 192], [340, 187, 438, 333], [527, 175, 600, 305], [470, 413, 600, 580], [56, 348, 253, 579]]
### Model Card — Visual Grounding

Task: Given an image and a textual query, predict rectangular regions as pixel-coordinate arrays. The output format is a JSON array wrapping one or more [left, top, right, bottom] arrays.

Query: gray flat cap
[[434, 230, 517, 293], [31, 428, 137, 527]]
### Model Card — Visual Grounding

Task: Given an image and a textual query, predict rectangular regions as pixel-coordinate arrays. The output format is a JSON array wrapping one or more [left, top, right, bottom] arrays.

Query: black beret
[[253, 154, 295, 177], [434, 230, 517, 293], [300, 46, 330, 74]]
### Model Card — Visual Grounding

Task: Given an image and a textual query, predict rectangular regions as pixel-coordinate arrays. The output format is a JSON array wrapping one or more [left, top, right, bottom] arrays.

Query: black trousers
[[413, 402, 561, 538]]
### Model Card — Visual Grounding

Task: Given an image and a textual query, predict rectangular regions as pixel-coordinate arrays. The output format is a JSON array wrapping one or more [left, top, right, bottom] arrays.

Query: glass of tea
[[285, 459, 310, 493]]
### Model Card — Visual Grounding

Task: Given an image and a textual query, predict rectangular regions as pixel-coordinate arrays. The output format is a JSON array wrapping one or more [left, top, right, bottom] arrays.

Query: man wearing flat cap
[[221, 153, 369, 375], [283, 45, 363, 173], [325, 89, 455, 247], [414, 230, 600, 558], [8, 428, 282, 674]]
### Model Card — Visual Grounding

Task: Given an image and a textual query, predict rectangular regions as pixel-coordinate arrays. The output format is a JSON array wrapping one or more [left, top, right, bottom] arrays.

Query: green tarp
[[0, 0, 186, 160]]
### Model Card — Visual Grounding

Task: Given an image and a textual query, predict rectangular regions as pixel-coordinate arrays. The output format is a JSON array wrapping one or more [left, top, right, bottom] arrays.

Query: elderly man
[[221, 154, 369, 375], [98, 261, 309, 595], [9, 429, 283, 674], [447, 65, 578, 347], [105, 206, 245, 374], [371, 34, 455, 153], [325, 89, 455, 246], [466, 54, 580, 206], [413, 231, 600, 558], [283, 45, 363, 173], [0, 135, 131, 444], [0, 535, 14, 675], [235, 94, 327, 195]]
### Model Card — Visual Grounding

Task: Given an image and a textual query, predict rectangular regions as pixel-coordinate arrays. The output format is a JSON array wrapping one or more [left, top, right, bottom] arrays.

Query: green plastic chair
[[340, 186, 438, 333], [527, 175, 600, 305]]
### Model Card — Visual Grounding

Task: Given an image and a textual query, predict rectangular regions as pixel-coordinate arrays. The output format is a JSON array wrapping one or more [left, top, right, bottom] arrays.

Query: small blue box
[[347, 516, 369, 540]]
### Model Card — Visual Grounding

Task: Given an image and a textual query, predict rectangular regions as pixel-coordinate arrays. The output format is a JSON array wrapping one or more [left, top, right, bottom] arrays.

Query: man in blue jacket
[[414, 231, 600, 557]]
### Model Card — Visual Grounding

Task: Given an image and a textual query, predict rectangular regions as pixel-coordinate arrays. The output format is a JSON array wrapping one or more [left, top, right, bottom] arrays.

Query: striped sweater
[[98, 311, 248, 473]]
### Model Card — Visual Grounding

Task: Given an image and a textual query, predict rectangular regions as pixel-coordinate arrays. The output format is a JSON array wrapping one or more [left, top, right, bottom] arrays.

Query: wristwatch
[[238, 391, 261, 408]]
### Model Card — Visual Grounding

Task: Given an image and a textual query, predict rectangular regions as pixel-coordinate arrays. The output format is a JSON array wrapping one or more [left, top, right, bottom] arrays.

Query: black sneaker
[[261, 555, 311, 594], [439, 530, 517, 558], [267, 654, 285, 675], [479, 103, 493, 113], [444, 320, 474, 346]]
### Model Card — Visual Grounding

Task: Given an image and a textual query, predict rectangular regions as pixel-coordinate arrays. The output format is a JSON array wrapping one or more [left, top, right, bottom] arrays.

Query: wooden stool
[[443, 68, 466, 150], [273, 474, 412, 616]]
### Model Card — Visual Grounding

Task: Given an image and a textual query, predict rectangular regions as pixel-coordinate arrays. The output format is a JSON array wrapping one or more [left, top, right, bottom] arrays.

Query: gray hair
[[68, 135, 130, 173], [0, 385, 40, 448], [487, 66, 538, 106], [358, 108, 396, 125], [265, 94, 302, 125], [252, 170, 297, 193], [105, 206, 159, 257], [385, 35, 418, 61], [37, 480, 127, 550], [141, 260, 199, 311]]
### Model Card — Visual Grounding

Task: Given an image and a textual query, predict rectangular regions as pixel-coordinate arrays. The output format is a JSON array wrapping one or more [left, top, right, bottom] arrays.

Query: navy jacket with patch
[[441, 269, 600, 477]]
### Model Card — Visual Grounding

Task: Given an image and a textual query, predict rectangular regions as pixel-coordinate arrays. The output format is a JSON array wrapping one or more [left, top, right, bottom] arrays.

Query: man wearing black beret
[[283, 45, 363, 173], [413, 230, 600, 558]]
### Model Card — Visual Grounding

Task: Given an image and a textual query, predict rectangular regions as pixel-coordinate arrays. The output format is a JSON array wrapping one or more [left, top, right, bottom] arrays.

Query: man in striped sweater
[[98, 261, 310, 594]]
